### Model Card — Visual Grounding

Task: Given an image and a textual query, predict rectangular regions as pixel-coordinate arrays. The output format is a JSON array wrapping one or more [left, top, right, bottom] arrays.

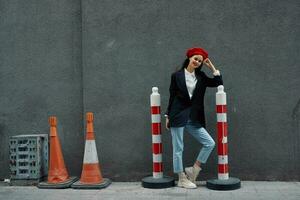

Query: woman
[[165, 47, 223, 189]]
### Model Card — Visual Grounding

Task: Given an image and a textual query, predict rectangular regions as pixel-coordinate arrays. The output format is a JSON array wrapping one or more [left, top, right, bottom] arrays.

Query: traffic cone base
[[38, 176, 78, 189], [72, 178, 111, 189]]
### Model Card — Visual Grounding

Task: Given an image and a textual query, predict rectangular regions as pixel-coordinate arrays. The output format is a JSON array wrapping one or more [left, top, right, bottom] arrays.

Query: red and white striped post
[[150, 87, 163, 178], [141, 87, 174, 188], [206, 85, 241, 190], [216, 85, 229, 180]]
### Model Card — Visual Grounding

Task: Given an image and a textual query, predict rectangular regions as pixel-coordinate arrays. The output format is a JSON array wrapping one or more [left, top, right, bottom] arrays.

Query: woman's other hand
[[166, 117, 170, 130]]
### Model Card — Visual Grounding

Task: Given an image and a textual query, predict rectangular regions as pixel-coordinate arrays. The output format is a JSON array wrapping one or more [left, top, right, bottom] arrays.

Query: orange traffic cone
[[72, 112, 111, 189], [38, 116, 77, 189]]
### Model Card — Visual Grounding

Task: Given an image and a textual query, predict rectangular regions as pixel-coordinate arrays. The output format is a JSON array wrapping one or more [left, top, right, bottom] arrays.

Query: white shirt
[[184, 68, 197, 99], [184, 69, 221, 99]]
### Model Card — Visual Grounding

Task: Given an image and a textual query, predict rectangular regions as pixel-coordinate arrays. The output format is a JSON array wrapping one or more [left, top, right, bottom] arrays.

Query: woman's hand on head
[[204, 58, 216, 72]]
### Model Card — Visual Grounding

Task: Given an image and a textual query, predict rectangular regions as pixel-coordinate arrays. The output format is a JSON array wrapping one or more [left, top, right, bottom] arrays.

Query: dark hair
[[179, 58, 203, 76]]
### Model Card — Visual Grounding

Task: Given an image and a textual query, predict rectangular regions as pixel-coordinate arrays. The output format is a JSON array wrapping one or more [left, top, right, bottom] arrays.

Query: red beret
[[186, 47, 208, 60]]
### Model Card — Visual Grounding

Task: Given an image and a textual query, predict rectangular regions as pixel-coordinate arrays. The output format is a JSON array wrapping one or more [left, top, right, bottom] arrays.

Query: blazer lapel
[[177, 69, 190, 100]]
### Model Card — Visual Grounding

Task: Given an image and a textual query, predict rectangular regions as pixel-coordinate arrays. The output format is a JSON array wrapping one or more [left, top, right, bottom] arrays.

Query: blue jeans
[[170, 120, 215, 173]]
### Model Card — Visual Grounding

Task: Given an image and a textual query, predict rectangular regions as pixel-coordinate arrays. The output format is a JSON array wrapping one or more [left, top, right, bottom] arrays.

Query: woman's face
[[189, 55, 203, 68]]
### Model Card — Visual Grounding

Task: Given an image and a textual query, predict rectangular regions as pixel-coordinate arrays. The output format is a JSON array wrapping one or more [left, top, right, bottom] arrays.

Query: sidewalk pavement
[[0, 181, 299, 200]]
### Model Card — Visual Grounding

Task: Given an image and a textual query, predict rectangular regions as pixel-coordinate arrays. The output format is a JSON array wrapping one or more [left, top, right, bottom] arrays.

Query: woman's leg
[[170, 127, 184, 173], [171, 126, 197, 188], [184, 122, 215, 183], [185, 123, 215, 164]]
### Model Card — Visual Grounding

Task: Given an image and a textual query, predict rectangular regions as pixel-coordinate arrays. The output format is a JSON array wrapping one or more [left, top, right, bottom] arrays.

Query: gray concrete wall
[[1, 0, 299, 181], [0, 0, 84, 177]]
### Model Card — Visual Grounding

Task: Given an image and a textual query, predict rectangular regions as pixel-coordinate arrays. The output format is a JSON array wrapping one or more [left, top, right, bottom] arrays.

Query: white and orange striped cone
[[71, 112, 111, 189], [206, 85, 241, 190], [141, 87, 175, 188]]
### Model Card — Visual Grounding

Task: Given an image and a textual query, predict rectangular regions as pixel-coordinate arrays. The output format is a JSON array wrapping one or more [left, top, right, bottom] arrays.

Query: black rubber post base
[[206, 177, 241, 190], [37, 176, 78, 189], [71, 178, 111, 189], [142, 176, 175, 189]]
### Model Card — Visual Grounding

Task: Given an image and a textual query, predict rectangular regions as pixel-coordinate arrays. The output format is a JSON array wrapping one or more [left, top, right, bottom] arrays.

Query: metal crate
[[9, 134, 48, 180]]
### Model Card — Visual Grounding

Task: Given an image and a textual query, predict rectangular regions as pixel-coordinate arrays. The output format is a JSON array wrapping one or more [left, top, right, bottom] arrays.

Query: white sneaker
[[177, 173, 197, 189], [185, 165, 201, 184]]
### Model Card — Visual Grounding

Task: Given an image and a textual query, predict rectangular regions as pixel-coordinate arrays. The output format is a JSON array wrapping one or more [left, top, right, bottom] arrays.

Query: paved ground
[[0, 181, 299, 200]]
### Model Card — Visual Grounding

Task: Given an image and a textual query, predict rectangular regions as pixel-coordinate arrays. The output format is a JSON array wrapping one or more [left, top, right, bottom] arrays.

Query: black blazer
[[166, 69, 223, 127]]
